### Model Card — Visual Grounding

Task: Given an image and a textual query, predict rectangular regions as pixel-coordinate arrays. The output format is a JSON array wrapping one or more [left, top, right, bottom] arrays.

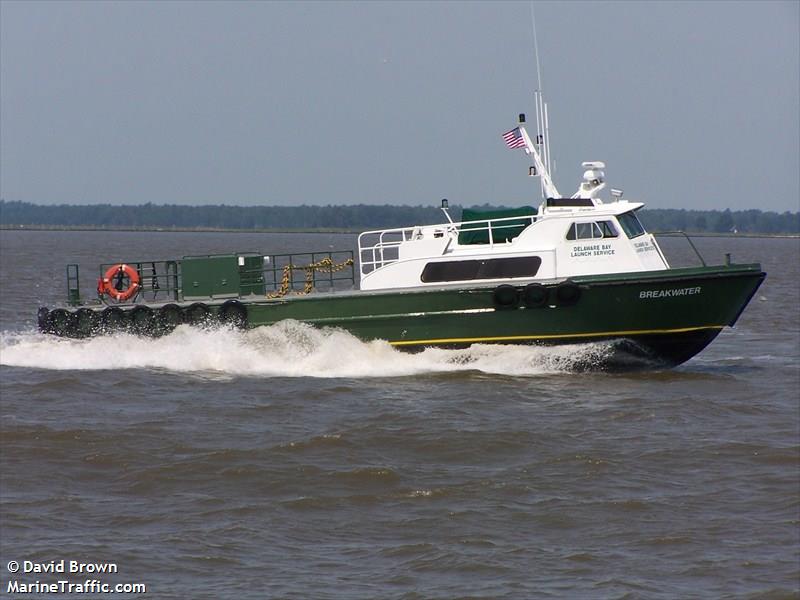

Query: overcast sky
[[1, 0, 798, 211]]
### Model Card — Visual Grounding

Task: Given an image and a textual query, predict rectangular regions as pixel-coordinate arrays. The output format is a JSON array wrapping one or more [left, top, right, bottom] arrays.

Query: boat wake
[[0, 320, 618, 377]]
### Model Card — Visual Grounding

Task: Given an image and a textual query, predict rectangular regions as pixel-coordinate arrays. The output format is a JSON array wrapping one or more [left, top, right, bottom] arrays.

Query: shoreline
[[0, 224, 359, 234], [1, 224, 798, 238]]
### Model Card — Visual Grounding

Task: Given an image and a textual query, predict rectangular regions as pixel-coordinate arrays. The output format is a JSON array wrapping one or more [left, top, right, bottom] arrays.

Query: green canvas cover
[[457, 206, 538, 245]]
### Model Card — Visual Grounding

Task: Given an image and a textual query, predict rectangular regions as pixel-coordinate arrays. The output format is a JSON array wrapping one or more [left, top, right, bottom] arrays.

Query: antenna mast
[[531, 3, 543, 94], [531, 4, 552, 178], [503, 5, 559, 200], [524, 4, 558, 199]]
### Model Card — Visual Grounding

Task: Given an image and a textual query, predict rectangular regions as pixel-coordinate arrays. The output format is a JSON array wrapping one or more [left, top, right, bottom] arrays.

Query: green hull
[[39, 263, 765, 368], [246, 264, 764, 366]]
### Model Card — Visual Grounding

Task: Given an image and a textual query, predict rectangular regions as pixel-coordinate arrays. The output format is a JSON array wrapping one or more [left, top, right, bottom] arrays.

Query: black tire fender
[[45, 309, 76, 337], [75, 308, 101, 338], [522, 283, 549, 308], [157, 304, 183, 333], [218, 300, 248, 329], [493, 284, 519, 309], [129, 305, 157, 336], [555, 282, 582, 307], [183, 302, 211, 326], [101, 306, 128, 332]]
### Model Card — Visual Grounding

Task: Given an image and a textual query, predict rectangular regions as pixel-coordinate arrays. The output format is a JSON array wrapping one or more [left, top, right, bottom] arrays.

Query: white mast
[[517, 4, 559, 200], [518, 116, 559, 200]]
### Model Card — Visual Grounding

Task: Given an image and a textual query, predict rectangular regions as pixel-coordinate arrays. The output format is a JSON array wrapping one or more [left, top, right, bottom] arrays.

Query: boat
[[36, 93, 765, 369]]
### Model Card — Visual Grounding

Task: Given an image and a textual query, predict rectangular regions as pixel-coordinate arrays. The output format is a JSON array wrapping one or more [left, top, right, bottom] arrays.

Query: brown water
[[1, 231, 798, 599]]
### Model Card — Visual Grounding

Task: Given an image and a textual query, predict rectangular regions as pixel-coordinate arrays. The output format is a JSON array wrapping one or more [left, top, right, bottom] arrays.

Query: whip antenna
[[530, 3, 543, 93], [503, 3, 560, 200], [529, 3, 553, 188]]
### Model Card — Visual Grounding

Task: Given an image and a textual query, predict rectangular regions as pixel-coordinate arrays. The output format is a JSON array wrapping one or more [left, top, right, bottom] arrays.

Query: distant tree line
[[1, 200, 798, 234], [636, 207, 799, 235], [0, 201, 444, 230]]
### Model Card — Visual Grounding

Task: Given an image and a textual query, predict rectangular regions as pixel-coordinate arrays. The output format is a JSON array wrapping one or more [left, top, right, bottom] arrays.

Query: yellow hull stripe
[[389, 325, 725, 347]]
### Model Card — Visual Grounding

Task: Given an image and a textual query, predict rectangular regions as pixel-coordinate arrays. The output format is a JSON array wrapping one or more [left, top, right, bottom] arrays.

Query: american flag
[[502, 127, 527, 149]]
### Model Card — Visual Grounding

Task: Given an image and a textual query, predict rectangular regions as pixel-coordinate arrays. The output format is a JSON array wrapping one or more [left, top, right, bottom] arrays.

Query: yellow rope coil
[[266, 257, 354, 298]]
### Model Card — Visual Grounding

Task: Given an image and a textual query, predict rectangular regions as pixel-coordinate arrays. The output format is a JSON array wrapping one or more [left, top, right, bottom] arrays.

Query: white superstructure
[[358, 102, 669, 291]]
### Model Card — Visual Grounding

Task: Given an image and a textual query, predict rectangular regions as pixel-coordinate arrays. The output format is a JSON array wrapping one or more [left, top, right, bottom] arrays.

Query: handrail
[[99, 259, 181, 303], [653, 231, 707, 267], [358, 213, 537, 239], [67, 264, 81, 306], [358, 213, 537, 274], [254, 250, 355, 295], [93, 250, 355, 305]]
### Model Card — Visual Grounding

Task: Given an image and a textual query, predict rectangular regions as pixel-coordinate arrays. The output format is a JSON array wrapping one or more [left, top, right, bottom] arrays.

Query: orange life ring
[[99, 264, 140, 302]]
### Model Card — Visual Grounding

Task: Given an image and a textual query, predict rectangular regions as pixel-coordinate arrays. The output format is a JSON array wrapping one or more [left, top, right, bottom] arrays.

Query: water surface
[[1, 231, 798, 599]]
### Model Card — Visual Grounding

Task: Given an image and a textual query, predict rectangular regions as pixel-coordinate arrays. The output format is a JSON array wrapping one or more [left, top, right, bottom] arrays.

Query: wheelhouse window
[[566, 220, 618, 240], [421, 256, 542, 283], [598, 220, 618, 237], [617, 211, 646, 238]]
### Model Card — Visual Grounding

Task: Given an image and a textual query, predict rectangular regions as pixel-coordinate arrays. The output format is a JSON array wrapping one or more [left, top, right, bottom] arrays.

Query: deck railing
[[652, 231, 707, 267], [357, 213, 537, 275], [248, 250, 356, 296], [98, 259, 181, 303], [80, 250, 355, 306]]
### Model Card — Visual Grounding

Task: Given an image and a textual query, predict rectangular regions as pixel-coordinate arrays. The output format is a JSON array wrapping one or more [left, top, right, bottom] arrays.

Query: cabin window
[[598, 220, 618, 237], [566, 220, 619, 241], [617, 211, 646, 238], [421, 256, 542, 283]]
